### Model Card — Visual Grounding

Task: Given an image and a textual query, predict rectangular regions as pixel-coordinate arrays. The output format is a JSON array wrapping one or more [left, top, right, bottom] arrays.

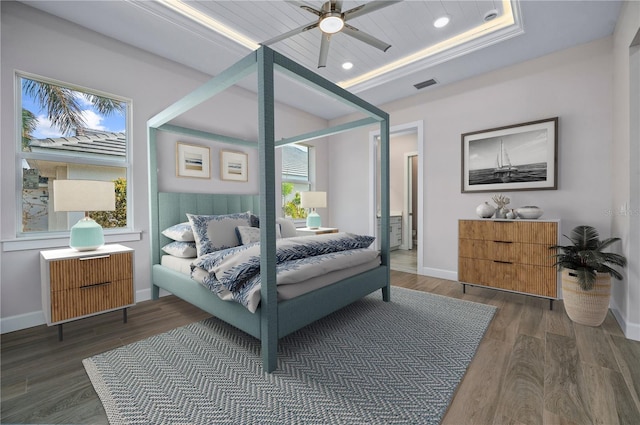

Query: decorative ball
[[476, 202, 496, 218]]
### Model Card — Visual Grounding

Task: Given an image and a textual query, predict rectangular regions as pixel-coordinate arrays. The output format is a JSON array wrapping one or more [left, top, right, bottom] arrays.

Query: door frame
[[402, 151, 418, 250]]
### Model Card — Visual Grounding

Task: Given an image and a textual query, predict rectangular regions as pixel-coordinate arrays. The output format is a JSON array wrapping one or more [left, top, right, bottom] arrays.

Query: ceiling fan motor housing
[[319, 1, 344, 34]]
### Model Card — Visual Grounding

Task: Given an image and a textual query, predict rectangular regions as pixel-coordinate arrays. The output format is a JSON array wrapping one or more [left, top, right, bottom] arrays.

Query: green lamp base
[[306, 211, 321, 229], [69, 217, 105, 251]]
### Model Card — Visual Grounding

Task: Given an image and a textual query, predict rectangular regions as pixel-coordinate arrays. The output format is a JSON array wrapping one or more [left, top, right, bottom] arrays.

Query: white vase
[[515, 206, 544, 219], [476, 202, 496, 218]]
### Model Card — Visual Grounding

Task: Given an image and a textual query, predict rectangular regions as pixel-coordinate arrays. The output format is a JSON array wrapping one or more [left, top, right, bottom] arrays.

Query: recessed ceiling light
[[433, 15, 450, 28], [342, 62, 354, 70]]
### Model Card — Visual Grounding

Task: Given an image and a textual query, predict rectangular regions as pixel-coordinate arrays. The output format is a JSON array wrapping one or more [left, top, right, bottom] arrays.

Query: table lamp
[[300, 191, 326, 229], [53, 180, 116, 251]]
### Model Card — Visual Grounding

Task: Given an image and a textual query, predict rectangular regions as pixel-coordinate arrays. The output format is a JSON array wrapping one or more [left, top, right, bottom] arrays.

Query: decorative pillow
[[161, 241, 197, 258], [187, 212, 252, 256], [235, 225, 281, 245], [250, 214, 260, 228], [161, 222, 194, 242], [277, 217, 298, 238]]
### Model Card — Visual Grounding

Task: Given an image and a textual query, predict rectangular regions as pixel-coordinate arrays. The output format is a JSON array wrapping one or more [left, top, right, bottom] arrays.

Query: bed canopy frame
[[147, 46, 390, 372]]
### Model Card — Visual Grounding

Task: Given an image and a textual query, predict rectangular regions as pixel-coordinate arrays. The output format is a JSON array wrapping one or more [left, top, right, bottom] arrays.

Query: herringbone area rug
[[84, 287, 496, 424]]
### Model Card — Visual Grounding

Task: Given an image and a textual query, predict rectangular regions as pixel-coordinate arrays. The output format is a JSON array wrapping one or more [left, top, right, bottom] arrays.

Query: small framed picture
[[176, 142, 210, 179], [220, 150, 248, 182], [461, 117, 558, 193]]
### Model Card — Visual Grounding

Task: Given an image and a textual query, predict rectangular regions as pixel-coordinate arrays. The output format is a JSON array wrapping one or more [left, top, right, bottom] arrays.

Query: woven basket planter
[[561, 269, 611, 326]]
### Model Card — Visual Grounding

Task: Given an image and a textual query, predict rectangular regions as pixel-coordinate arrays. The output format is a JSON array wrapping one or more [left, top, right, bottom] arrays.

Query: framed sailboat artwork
[[461, 117, 558, 193]]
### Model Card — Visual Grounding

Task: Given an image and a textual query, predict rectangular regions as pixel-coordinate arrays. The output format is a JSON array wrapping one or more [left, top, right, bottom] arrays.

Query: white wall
[[389, 133, 418, 215], [0, 2, 329, 332], [611, 0, 640, 340], [330, 37, 615, 279]]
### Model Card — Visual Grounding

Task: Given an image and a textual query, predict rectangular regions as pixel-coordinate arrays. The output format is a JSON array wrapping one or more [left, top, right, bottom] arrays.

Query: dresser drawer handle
[[79, 255, 111, 261], [81, 281, 112, 289], [493, 260, 513, 264], [493, 240, 513, 244]]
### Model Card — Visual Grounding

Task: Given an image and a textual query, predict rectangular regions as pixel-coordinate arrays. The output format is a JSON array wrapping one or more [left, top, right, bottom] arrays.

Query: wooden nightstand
[[40, 244, 135, 340], [296, 227, 339, 236]]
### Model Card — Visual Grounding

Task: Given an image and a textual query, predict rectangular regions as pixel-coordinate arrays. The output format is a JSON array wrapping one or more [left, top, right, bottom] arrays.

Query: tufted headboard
[[151, 192, 260, 265]]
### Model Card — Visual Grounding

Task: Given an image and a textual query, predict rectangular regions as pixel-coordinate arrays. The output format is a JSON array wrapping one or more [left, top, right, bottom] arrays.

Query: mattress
[[160, 255, 193, 275], [160, 254, 381, 301]]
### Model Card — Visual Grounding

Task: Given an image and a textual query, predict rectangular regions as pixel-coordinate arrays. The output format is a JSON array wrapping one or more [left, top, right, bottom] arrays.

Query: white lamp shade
[[53, 180, 116, 251], [300, 191, 327, 209], [53, 180, 116, 212]]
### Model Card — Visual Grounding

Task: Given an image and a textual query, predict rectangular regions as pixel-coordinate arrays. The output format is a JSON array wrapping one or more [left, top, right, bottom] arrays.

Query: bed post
[[379, 118, 391, 302], [148, 126, 161, 300], [257, 46, 278, 373]]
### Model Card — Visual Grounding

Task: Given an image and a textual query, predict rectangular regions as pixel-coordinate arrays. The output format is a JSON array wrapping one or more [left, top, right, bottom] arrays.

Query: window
[[17, 72, 131, 236], [281, 143, 312, 219]]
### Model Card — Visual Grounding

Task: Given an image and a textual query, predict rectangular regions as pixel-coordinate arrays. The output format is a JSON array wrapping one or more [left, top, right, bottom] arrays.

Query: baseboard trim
[[610, 300, 640, 342], [0, 310, 46, 334], [419, 267, 457, 282]]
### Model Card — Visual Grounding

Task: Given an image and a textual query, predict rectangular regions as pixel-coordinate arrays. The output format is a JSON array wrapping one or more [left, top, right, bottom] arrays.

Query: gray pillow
[[187, 212, 252, 256], [235, 225, 281, 245]]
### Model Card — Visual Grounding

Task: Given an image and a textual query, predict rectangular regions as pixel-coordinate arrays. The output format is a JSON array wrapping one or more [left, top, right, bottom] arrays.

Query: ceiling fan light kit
[[319, 13, 344, 34], [262, 0, 401, 68]]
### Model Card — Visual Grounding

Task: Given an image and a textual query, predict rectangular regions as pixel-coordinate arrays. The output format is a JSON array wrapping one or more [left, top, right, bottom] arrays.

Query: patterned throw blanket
[[191, 233, 377, 312]]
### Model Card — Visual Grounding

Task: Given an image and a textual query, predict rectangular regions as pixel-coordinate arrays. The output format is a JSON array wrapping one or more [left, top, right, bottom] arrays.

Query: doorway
[[369, 121, 424, 274]]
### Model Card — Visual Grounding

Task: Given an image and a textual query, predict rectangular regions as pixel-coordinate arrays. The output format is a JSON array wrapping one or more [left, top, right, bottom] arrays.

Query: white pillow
[[277, 217, 298, 238], [187, 212, 252, 256], [236, 225, 281, 245], [161, 222, 195, 242], [161, 241, 197, 258]]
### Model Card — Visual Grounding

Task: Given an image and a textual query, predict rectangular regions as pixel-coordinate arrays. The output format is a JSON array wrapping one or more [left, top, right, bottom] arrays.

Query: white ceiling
[[21, 0, 622, 120]]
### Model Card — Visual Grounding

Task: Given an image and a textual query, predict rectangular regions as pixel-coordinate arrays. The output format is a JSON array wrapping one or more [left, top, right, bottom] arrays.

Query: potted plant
[[551, 225, 627, 326]]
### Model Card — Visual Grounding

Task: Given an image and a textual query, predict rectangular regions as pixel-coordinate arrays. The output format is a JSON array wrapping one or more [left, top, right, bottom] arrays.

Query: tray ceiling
[[21, 0, 622, 120]]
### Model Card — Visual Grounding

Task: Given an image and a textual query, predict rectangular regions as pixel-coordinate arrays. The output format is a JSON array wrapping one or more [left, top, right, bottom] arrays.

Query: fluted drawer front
[[51, 279, 133, 322], [459, 239, 520, 262], [519, 265, 557, 297], [519, 243, 555, 267], [50, 252, 132, 291], [459, 220, 492, 240], [490, 260, 519, 290], [460, 220, 557, 244], [459, 258, 492, 286]]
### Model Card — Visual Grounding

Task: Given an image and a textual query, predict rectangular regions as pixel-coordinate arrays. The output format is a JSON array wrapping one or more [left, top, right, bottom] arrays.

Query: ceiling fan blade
[[343, 0, 402, 21], [342, 24, 391, 52], [283, 0, 322, 16], [261, 21, 318, 45], [318, 34, 331, 68]]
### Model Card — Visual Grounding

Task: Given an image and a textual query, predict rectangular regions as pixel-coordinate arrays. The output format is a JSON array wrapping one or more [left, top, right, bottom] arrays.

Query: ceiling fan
[[261, 0, 402, 68]]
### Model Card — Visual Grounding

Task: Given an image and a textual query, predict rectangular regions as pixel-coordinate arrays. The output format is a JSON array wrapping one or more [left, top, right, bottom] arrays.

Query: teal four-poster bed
[[148, 46, 391, 372]]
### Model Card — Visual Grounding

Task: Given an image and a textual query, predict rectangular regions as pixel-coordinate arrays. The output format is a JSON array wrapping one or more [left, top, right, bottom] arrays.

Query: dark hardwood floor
[[2, 272, 639, 424]]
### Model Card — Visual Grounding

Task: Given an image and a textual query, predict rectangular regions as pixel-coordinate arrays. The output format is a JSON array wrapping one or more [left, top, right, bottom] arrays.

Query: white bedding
[[162, 253, 380, 303], [160, 255, 193, 275]]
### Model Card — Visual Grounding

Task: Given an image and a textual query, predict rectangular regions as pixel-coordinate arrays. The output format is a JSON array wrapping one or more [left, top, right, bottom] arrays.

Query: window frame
[[14, 71, 134, 243], [281, 143, 316, 223]]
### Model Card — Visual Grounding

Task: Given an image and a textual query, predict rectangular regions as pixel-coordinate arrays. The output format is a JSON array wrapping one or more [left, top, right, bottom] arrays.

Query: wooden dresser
[[458, 219, 559, 307]]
